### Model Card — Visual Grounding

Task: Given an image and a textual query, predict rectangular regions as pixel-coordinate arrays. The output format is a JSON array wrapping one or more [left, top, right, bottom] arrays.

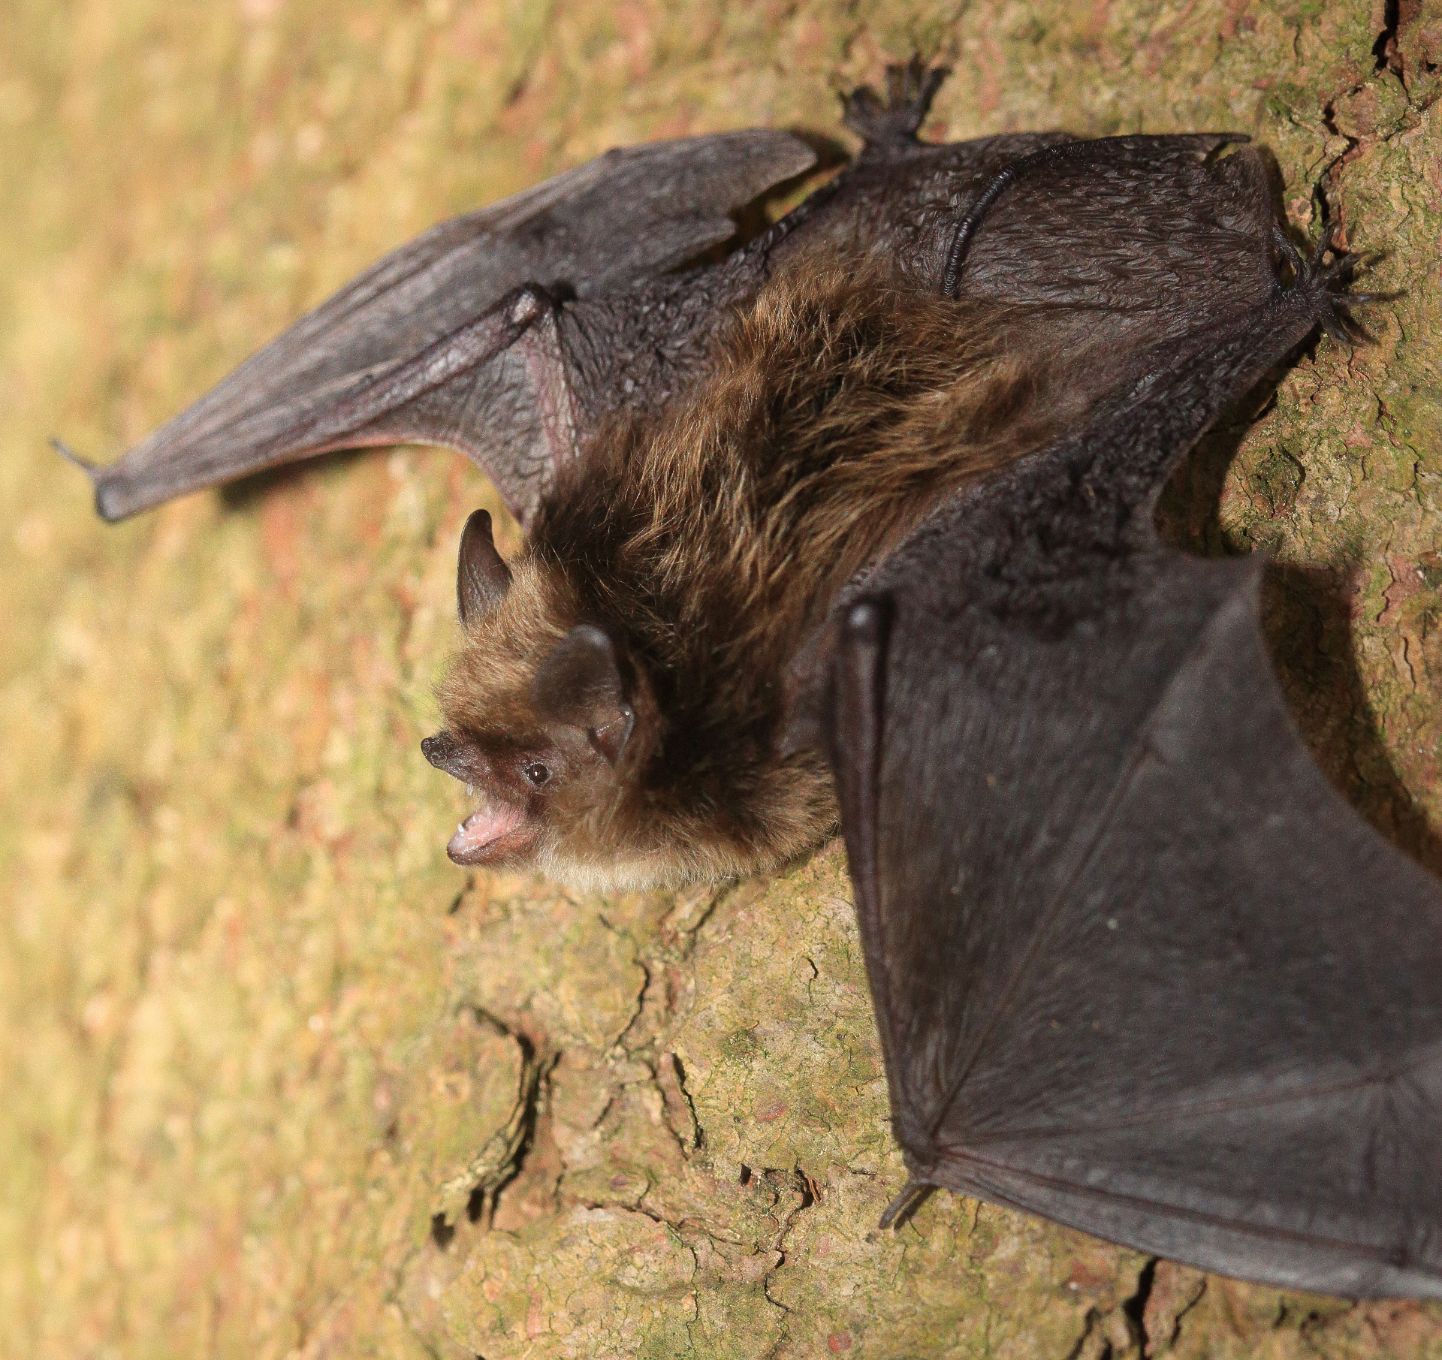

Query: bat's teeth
[[448, 802, 526, 864]]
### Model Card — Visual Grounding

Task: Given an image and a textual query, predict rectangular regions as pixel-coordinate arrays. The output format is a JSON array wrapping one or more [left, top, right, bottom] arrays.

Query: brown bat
[[63, 62, 1442, 1299]]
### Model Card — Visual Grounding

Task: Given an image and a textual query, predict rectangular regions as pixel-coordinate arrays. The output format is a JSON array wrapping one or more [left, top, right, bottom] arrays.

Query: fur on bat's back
[[441, 253, 1057, 885]]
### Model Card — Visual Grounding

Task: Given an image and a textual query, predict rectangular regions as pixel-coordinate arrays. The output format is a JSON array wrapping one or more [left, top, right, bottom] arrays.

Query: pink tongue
[[449, 802, 525, 858]]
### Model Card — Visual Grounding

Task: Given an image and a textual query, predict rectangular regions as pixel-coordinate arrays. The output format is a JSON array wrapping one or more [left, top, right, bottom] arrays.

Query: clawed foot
[[842, 56, 949, 150], [1273, 223, 1396, 344]]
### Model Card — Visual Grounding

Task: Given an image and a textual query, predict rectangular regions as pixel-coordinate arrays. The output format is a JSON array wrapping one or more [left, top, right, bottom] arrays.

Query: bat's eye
[[522, 760, 551, 788]]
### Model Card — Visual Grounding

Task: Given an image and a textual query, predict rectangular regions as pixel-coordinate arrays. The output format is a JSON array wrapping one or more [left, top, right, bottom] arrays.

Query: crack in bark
[[655, 1048, 705, 1152], [1121, 1257, 1157, 1356], [1062, 1256, 1164, 1360], [1373, 0, 1402, 75], [1063, 1308, 1109, 1360], [431, 1006, 558, 1243], [1314, 4, 1440, 243], [758, 1165, 821, 1327], [1164, 1276, 1207, 1354], [658, 878, 750, 959]]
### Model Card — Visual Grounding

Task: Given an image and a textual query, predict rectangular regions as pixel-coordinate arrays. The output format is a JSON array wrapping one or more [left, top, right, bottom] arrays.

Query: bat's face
[[423, 510, 662, 891], [418, 723, 581, 869]]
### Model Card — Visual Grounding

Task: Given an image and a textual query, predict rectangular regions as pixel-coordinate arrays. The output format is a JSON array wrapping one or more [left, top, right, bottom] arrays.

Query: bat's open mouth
[[447, 800, 535, 866]]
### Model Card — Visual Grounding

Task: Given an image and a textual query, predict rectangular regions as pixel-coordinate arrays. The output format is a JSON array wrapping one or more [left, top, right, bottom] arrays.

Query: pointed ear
[[457, 509, 512, 627], [531, 624, 636, 764]]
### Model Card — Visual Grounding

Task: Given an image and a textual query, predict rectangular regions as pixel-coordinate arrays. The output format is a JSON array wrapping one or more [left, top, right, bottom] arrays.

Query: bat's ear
[[531, 624, 636, 765], [457, 509, 512, 627]]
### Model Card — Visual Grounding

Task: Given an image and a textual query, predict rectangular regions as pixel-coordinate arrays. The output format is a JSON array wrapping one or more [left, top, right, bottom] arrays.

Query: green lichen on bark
[[2, 2, 1440, 1357]]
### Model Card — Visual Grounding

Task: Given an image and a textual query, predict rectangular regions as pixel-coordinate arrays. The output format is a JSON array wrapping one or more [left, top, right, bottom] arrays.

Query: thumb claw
[[51, 436, 100, 477]]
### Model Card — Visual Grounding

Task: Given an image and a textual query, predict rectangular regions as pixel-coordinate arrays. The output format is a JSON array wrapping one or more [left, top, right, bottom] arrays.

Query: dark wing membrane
[[951, 135, 1280, 351], [85, 131, 815, 523], [763, 129, 1069, 286], [829, 265, 1442, 1296]]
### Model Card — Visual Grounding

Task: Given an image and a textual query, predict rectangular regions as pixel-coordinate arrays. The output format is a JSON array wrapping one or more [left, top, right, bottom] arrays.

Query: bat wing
[[78, 130, 815, 523], [827, 253, 1442, 1297], [949, 134, 1277, 319], [804, 65, 1280, 352]]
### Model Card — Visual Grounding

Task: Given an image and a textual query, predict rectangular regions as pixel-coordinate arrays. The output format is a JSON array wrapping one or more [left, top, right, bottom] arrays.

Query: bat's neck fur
[[446, 255, 1055, 888]]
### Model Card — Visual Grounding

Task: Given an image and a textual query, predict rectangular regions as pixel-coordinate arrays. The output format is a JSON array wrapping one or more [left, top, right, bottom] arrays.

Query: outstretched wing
[[795, 116, 1279, 353], [79, 131, 814, 523], [828, 250, 1442, 1297]]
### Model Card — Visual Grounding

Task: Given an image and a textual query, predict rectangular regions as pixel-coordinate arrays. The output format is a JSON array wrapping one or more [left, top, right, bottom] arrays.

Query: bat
[[63, 59, 1442, 1300]]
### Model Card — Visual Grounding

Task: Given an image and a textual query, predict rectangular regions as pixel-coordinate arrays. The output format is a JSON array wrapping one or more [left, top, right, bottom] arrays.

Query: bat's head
[[422, 510, 661, 891]]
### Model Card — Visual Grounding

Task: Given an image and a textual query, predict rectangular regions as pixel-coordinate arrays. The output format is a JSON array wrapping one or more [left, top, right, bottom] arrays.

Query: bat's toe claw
[[842, 58, 949, 149], [841, 84, 886, 136], [1319, 308, 1372, 346], [1279, 230, 1394, 347], [885, 55, 948, 114], [1309, 220, 1342, 268]]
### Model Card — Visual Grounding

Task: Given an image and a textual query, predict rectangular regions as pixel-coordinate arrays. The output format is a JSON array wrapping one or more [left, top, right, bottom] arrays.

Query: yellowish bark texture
[[3, 2, 1440, 1356]]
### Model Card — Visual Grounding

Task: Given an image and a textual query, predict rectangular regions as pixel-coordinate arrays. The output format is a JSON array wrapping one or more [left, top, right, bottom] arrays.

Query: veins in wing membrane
[[958, 1150, 1437, 1268], [916, 579, 1242, 1142], [942, 1041, 1442, 1150]]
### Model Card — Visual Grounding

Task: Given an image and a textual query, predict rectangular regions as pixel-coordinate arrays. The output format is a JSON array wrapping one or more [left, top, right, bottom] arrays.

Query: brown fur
[[438, 253, 1057, 889]]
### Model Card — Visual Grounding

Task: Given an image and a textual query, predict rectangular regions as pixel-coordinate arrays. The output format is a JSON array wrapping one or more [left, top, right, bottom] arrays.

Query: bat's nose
[[422, 730, 479, 783], [421, 732, 455, 770]]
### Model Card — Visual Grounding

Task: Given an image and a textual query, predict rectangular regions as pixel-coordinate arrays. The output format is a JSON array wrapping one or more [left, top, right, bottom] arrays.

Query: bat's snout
[[422, 731, 470, 780]]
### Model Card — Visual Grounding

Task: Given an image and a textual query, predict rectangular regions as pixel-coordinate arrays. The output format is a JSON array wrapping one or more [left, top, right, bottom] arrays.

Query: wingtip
[[52, 437, 132, 521], [92, 481, 130, 523]]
